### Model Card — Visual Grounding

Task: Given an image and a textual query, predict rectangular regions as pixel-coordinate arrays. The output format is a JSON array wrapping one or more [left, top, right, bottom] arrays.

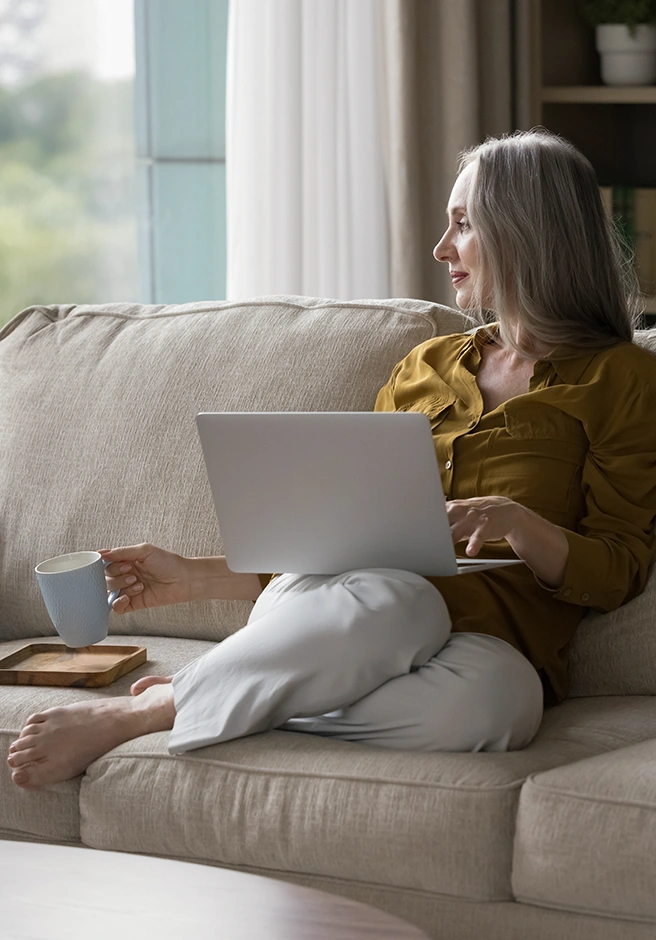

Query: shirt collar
[[469, 323, 596, 384]]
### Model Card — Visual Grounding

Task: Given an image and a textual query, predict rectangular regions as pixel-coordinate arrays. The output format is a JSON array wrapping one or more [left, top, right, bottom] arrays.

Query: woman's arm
[[187, 555, 264, 602], [102, 544, 263, 613], [447, 497, 569, 588]]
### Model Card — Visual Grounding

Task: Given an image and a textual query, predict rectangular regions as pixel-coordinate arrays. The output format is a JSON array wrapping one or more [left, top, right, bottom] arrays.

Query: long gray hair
[[458, 128, 642, 355]]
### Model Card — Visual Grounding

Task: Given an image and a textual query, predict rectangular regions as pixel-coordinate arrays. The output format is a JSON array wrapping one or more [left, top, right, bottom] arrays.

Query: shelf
[[543, 86, 656, 104]]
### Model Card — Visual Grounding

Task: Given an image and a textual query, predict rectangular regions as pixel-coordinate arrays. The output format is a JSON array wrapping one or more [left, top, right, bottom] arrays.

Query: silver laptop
[[196, 412, 522, 577]]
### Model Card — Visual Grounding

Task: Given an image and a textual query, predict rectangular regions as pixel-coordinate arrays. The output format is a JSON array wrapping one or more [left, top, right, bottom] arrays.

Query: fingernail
[[120, 565, 132, 573], [125, 575, 137, 585]]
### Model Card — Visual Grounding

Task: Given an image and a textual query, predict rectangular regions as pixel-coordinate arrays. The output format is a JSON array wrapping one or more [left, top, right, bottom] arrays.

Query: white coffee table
[[1, 840, 431, 939]]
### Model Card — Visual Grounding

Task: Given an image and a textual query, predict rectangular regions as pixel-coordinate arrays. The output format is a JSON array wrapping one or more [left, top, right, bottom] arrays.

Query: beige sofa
[[1, 296, 655, 940]]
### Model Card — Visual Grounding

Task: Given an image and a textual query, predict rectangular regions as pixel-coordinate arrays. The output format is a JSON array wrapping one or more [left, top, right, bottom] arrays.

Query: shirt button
[[563, 588, 572, 597], [445, 460, 452, 470], [582, 592, 590, 602]]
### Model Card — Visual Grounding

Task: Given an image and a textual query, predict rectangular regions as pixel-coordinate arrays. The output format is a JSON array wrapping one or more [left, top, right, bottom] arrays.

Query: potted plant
[[577, 0, 656, 84]]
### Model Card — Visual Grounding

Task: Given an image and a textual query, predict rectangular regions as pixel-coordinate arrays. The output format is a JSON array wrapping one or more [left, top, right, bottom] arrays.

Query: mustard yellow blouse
[[373, 327, 656, 703], [258, 327, 656, 704]]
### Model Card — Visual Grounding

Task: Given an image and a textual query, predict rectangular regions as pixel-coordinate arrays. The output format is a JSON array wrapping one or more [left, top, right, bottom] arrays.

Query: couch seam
[[58, 299, 465, 331], [86, 751, 529, 792], [523, 778, 656, 811], [513, 893, 656, 926], [76, 844, 513, 904]]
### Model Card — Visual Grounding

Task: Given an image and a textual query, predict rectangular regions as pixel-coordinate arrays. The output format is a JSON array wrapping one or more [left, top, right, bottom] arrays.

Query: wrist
[[187, 555, 263, 602], [505, 502, 534, 555], [505, 502, 569, 588], [186, 555, 230, 602]]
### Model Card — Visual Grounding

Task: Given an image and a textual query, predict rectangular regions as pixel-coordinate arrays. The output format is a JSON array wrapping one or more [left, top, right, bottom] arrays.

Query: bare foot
[[7, 684, 176, 789], [130, 674, 173, 696]]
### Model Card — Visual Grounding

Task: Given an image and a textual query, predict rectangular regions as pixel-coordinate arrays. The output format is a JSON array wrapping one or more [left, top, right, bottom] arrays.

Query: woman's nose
[[433, 232, 452, 263]]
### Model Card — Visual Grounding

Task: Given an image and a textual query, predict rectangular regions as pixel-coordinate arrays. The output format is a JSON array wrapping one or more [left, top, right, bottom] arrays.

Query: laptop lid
[[196, 412, 521, 577]]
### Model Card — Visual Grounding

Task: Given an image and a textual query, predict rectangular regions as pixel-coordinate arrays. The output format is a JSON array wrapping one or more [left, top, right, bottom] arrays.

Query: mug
[[35, 551, 122, 648]]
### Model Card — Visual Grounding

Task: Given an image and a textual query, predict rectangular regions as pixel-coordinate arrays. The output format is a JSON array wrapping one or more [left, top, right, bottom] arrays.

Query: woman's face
[[433, 160, 486, 309]]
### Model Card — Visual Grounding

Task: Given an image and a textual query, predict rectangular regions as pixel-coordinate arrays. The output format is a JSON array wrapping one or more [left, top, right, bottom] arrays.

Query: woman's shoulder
[[587, 336, 656, 383]]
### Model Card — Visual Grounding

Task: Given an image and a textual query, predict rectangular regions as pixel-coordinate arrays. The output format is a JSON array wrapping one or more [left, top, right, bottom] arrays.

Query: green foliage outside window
[[0, 72, 137, 327]]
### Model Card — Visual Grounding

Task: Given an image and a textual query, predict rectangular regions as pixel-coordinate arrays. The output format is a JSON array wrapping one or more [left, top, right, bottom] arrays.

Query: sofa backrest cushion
[[0, 296, 468, 642]]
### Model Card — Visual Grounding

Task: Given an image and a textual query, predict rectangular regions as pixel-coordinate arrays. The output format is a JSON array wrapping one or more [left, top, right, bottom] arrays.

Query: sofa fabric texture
[[513, 738, 656, 922], [1, 297, 655, 940]]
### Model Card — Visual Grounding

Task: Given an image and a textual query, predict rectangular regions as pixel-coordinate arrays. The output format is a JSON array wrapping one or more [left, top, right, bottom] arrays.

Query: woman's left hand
[[447, 496, 525, 557]]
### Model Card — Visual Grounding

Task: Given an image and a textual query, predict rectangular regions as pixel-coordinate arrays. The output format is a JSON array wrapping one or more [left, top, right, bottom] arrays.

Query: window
[[135, 0, 228, 304], [0, 0, 229, 327], [0, 0, 138, 325]]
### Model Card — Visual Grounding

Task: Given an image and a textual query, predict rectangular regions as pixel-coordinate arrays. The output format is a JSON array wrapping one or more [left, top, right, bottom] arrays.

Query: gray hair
[[458, 128, 642, 355]]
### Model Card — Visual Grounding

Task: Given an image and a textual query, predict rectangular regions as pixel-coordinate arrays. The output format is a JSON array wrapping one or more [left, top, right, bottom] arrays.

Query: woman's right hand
[[100, 543, 191, 614]]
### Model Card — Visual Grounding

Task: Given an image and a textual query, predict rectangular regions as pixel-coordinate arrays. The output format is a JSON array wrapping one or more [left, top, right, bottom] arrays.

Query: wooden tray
[[0, 644, 147, 687]]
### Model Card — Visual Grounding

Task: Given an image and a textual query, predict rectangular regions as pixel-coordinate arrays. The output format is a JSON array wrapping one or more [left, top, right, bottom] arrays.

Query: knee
[[470, 649, 544, 751], [412, 636, 544, 753], [337, 569, 451, 649], [339, 568, 449, 621]]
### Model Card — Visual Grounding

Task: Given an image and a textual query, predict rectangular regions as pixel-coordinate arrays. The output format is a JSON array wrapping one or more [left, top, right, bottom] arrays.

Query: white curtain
[[226, 0, 390, 300]]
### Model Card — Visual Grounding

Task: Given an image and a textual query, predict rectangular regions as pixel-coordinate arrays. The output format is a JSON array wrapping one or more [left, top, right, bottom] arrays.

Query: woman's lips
[[451, 273, 468, 284]]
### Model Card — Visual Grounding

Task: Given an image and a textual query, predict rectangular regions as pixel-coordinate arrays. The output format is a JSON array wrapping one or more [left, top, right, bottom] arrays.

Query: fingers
[[449, 507, 481, 546], [111, 591, 148, 614], [99, 544, 153, 564], [465, 516, 488, 556], [111, 594, 132, 614]]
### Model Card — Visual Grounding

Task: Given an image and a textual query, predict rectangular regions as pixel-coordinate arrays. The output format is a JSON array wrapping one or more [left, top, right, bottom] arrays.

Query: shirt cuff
[[533, 529, 600, 608]]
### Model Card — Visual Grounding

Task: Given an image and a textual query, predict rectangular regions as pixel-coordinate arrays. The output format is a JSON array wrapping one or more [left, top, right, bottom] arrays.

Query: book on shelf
[[599, 185, 656, 297]]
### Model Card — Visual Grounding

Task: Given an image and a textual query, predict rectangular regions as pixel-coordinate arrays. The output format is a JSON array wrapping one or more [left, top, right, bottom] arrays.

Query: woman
[[8, 129, 656, 788]]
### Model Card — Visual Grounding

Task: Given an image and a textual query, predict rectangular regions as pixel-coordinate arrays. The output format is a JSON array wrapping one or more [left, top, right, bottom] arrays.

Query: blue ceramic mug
[[35, 551, 122, 648]]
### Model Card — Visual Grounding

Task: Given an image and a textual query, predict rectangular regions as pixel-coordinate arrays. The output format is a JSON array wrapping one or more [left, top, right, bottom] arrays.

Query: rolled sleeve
[[538, 385, 656, 612]]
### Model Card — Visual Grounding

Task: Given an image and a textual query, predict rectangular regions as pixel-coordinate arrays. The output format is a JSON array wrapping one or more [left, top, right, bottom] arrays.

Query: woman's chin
[[453, 290, 471, 310]]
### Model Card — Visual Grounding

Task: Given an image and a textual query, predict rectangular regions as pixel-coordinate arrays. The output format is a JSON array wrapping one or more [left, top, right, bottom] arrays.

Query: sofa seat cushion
[[73, 665, 656, 902], [512, 738, 656, 923], [0, 635, 216, 843]]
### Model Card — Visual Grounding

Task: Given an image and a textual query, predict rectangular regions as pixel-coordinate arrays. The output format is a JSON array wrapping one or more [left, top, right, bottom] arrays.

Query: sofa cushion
[[77, 681, 656, 902], [0, 635, 216, 843], [569, 564, 656, 697], [0, 296, 467, 643], [512, 738, 656, 923]]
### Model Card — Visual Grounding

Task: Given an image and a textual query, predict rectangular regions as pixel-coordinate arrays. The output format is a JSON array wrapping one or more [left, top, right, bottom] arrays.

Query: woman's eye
[[457, 220, 469, 230]]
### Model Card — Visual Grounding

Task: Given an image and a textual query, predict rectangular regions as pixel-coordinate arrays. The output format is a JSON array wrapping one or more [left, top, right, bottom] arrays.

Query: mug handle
[[102, 559, 123, 609]]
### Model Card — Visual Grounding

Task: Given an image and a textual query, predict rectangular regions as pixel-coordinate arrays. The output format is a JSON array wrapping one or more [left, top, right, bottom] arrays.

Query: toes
[[24, 712, 47, 726], [130, 676, 172, 696], [9, 735, 37, 753], [12, 769, 30, 786], [7, 746, 38, 767], [18, 722, 44, 740]]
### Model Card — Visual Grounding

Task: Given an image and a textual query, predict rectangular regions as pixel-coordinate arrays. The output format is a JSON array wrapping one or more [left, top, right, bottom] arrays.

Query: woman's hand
[[100, 543, 192, 614], [446, 496, 570, 588], [447, 497, 525, 557]]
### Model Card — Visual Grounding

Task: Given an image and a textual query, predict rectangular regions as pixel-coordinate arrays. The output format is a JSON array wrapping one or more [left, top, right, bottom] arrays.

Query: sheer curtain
[[226, 0, 526, 305], [226, 0, 389, 300]]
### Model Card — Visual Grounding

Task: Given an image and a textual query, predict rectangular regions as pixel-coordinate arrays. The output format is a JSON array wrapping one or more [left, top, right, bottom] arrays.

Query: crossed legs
[[7, 569, 542, 788]]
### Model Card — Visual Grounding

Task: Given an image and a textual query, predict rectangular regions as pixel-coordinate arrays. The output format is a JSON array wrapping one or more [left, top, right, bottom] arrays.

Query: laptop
[[196, 412, 523, 577]]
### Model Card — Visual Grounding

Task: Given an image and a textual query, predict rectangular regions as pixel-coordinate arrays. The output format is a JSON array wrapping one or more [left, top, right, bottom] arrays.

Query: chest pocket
[[500, 401, 588, 516], [397, 391, 457, 431]]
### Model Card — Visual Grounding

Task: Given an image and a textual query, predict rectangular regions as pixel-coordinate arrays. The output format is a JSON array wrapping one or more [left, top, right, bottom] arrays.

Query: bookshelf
[[528, 0, 656, 328]]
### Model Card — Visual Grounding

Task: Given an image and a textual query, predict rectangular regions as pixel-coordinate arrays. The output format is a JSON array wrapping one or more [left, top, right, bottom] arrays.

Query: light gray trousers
[[168, 569, 544, 755]]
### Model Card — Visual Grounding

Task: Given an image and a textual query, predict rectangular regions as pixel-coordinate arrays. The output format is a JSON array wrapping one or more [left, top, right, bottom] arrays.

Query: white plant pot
[[595, 24, 656, 85]]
